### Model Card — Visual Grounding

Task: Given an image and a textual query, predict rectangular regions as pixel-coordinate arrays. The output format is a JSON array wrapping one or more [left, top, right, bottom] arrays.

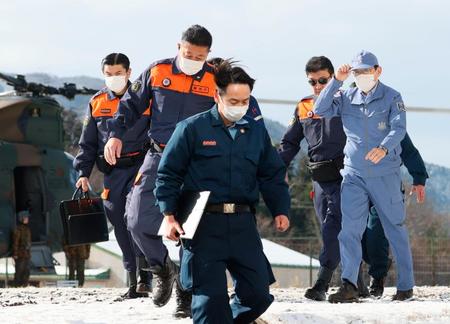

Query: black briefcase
[[59, 188, 109, 245]]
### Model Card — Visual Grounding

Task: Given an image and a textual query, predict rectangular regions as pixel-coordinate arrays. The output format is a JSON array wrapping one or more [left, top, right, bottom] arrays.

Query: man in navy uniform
[[74, 53, 151, 298], [155, 60, 290, 323], [279, 56, 346, 301], [104, 25, 216, 317]]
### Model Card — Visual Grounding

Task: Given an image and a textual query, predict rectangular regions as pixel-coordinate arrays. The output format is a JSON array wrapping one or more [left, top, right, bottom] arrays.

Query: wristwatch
[[378, 145, 389, 155]]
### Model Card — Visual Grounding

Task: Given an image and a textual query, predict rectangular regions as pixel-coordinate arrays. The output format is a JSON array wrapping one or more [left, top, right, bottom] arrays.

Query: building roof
[[96, 231, 320, 269]]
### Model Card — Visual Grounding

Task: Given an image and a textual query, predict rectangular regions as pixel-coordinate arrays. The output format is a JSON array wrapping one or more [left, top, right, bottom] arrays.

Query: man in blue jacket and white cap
[[314, 50, 414, 302]]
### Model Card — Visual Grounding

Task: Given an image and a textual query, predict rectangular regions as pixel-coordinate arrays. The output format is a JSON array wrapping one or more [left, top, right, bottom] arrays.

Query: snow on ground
[[0, 286, 449, 323]]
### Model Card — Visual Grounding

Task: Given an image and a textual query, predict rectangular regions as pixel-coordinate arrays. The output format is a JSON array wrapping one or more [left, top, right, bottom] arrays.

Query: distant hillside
[[265, 118, 287, 144], [420, 163, 450, 210], [25, 73, 104, 89]]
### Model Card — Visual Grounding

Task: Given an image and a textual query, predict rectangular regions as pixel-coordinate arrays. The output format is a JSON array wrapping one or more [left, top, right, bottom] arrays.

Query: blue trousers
[[312, 180, 342, 270], [362, 206, 391, 280], [126, 151, 168, 267], [103, 166, 144, 272], [180, 212, 274, 324], [339, 170, 414, 290]]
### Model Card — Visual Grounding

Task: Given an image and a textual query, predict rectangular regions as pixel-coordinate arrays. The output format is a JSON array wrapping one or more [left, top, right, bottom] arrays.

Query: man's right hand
[[104, 138, 123, 165], [76, 177, 90, 192], [335, 64, 352, 82]]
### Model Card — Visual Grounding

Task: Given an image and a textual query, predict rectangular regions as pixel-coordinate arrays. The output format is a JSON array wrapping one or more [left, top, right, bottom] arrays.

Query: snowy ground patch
[[0, 286, 449, 323]]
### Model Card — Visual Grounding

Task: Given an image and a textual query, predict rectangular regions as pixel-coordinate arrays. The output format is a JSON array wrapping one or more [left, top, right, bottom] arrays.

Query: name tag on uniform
[[202, 140, 216, 146]]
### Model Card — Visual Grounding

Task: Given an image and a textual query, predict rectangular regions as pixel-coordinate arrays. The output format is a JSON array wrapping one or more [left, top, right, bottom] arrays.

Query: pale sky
[[1, 0, 450, 166]]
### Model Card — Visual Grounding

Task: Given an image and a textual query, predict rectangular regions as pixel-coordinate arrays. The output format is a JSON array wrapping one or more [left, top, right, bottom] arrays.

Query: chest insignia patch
[[378, 121, 387, 131]]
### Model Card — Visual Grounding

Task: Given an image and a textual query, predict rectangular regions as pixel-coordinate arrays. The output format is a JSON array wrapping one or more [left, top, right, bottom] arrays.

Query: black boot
[[149, 256, 179, 307], [369, 258, 392, 297], [137, 270, 152, 293], [173, 282, 192, 318], [305, 266, 334, 301], [392, 289, 413, 301], [369, 277, 385, 297], [328, 279, 359, 303], [136, 257, 152, 293], [357, 266, 370, 298], [122, 271, 149, 299]]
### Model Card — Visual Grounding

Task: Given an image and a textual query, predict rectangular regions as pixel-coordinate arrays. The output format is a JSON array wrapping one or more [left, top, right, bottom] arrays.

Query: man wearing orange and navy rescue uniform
[[279, 56, 346, 301], [73, 53, 152, 299], [104, 25, 216, 318]]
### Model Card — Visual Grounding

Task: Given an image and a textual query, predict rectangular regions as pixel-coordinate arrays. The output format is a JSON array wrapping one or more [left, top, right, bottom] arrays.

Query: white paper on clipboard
[[158, 191, 210, 239]]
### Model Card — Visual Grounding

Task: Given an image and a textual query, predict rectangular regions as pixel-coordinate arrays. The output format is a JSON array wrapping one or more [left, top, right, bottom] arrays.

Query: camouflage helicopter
[[0, 72, 97, 277]]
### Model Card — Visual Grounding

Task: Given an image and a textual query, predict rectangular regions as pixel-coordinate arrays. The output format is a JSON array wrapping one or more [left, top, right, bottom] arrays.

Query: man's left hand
[[410, 185, 426, 203], [274, 215, 290, 232], [365, 147, 387, 164], [163, 215, 185, 241]]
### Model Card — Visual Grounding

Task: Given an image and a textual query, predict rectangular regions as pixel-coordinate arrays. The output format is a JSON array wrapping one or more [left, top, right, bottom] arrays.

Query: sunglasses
[[308, 77, 330, 86]]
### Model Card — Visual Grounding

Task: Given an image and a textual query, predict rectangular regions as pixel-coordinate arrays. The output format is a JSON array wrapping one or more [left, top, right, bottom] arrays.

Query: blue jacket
[[314, 78, 406, 177], [73, 86, 150, 177], [155, 105, 290, 218], [279, 93, 428, 185]]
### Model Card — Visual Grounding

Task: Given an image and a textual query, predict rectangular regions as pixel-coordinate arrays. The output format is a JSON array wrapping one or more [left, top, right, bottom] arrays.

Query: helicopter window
[[29, 107, 41, 117]]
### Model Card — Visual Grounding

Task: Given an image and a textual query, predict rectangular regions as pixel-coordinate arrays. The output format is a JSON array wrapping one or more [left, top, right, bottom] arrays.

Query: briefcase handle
[[72, 187, 91, 200]]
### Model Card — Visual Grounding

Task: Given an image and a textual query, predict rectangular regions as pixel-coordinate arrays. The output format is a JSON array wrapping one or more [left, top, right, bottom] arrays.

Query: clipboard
[[158, 191, 210, 239]]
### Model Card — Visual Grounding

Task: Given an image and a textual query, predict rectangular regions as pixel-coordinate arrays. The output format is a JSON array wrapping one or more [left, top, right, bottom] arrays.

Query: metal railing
[[266, 236, 450, 286]]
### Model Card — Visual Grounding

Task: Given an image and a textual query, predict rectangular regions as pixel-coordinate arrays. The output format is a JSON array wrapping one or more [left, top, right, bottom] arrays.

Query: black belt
[[205, 203, 253, 214], [145, 138, 165, 153], [96, 150, 145, 174]]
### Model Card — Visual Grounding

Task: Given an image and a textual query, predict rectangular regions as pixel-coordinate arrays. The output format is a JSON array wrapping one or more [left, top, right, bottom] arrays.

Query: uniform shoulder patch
[[397, 102, 406, 112], [83, 115, 90, 127], [288, 116, 297, 126], [131, 80, 142, 93]]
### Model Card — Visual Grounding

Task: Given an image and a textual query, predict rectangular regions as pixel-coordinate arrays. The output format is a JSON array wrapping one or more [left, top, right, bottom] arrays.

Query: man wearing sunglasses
[[314, 50, 415, 302], [279, 56, 347, 301], [280, 55, 427, 302]]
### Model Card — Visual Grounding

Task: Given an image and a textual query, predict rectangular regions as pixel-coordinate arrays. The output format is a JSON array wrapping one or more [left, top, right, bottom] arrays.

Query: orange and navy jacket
[[74, 85, 150, 177], [108, 57, 216, 145], [278, 95, 346, 166]]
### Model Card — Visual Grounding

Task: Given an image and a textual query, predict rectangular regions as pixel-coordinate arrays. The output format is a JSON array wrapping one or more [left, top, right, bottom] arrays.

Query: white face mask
[[178, 56, 205, 75], [220, 97, 249, 122], [354, 74, 377, 93], [105, 75, 127, 93]]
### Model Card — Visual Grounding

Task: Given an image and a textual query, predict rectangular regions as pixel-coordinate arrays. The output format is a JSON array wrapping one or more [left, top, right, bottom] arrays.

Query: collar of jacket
[[171, 56, 208, 81], [106, 81, 132, 101], [351, 81, 385, 105], [209, 105, 250, 129]]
